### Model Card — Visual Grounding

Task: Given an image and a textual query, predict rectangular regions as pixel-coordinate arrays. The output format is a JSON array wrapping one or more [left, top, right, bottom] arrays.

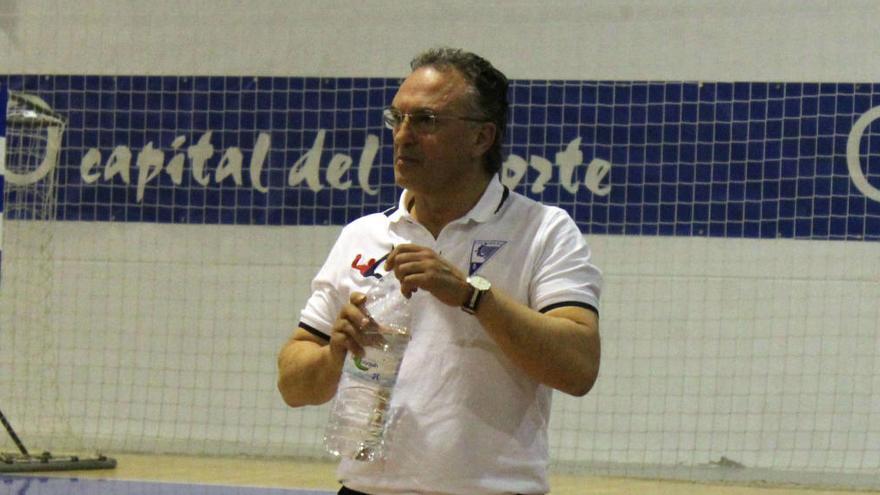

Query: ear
[[471, 122, 497, 159]]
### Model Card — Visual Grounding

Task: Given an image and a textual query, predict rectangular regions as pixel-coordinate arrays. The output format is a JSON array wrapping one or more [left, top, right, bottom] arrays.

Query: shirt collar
[[387, 176, 509, 225]]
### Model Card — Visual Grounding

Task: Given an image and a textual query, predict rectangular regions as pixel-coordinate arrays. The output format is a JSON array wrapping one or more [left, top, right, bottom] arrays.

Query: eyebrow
[[388, 106, 438, 114]]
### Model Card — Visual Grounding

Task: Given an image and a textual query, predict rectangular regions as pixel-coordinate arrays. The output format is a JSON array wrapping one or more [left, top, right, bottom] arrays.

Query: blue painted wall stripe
[[0, 76, 878, 241], [1, 85, 6, 282]]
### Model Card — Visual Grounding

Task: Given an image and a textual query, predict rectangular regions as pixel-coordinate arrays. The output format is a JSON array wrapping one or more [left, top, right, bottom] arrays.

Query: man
[[277, 47, 602, 495]]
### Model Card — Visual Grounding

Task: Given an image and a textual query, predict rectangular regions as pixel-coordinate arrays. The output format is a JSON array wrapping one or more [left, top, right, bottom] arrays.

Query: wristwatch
[[461, 275, 491, 314]]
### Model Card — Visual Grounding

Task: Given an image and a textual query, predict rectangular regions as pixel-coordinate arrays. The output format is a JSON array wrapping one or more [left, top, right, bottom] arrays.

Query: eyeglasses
[[383, 108, 488, 134]]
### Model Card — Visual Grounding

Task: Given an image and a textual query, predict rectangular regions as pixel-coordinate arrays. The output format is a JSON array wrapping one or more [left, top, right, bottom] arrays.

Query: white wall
[[2, 0, 880, 80], [2, 0, 879, 488]]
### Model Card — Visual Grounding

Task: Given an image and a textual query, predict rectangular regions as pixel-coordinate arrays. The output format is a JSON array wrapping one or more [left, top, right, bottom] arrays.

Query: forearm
[[277, 331, 344, 407], [475, 288, 600, 396]]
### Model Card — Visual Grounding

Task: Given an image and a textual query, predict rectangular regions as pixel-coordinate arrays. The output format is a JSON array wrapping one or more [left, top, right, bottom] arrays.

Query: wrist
[[461, 275, 491, 315]]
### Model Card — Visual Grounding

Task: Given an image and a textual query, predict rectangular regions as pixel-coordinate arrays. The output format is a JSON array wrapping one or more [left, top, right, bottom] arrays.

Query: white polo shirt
[[299, 177, 602, 495]]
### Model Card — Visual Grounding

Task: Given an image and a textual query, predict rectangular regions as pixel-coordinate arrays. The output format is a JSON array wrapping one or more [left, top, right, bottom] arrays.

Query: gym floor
[[1, 454, 877, 495]]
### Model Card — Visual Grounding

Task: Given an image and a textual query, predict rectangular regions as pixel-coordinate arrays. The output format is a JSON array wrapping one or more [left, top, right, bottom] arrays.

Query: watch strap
[[461, 277, 489, 314]]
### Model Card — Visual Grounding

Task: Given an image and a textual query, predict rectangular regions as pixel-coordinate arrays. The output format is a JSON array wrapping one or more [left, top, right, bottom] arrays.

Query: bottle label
[[343, 342, 406, 389]]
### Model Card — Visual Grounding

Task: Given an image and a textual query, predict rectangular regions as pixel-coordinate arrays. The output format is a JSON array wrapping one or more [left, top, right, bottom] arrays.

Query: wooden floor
[[31, 453, 879, 495]]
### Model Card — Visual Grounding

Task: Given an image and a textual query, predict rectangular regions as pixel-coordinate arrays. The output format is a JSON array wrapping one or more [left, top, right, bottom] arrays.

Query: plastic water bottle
[[323, 274, 412, 462]]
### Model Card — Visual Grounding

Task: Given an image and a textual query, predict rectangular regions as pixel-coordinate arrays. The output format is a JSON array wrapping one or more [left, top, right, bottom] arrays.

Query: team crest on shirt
[[351, 252, 390, 279], [469, 240, 507, 276]]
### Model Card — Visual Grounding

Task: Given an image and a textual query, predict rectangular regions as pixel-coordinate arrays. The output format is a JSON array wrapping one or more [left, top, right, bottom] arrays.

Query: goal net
[[0, 90, 116, 471], [1, 90, 67, 446], [0, 76, 877, 489]]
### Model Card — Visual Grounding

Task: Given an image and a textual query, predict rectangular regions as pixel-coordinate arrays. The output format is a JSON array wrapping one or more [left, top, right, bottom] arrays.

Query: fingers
[[350, 291, 367, 308], [385, 246, 433, 298], [383, 244, 469, 306], [328, 292, 374, 360], [384, 244, 423, 271], [384, 245, 416, 297], [394, 259, 435, 298]]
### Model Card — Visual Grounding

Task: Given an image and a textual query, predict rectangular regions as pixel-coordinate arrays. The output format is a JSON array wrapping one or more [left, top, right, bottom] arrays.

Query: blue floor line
[[0, 475, 335, 495]]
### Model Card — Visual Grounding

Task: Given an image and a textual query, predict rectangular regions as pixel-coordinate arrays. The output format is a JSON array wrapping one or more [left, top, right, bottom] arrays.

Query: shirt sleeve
[[298, 230, 349, 339], [529, 208, 602, 315]]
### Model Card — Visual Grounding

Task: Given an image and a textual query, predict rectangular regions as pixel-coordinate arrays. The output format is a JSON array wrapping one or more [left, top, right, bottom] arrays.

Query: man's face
[[388, 66, 487, 196]]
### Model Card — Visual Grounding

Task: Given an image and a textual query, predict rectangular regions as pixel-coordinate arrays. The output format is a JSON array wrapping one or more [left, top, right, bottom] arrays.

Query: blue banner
[[0, 75, 878, 240], [1, 85, 7, 280]]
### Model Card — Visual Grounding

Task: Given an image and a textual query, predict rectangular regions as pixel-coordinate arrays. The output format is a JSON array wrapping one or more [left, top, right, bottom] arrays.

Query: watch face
[[468, 275, 491, 290]]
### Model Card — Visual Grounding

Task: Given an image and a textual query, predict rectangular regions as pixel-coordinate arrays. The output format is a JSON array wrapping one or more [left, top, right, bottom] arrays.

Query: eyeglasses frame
[[383, 107, 490, 134]]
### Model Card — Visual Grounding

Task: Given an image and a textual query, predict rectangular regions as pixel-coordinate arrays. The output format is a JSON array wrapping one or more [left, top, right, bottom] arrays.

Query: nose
[[393, 115, 417, 144]]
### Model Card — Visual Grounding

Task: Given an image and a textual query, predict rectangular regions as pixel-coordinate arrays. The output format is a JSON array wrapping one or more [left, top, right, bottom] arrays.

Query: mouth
[[395, 155, 421, 165]]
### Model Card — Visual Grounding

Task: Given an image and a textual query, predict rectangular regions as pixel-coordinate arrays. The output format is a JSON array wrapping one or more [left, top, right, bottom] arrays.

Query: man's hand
[[328, 292, 381, 361], [384, 244, 470, 306]]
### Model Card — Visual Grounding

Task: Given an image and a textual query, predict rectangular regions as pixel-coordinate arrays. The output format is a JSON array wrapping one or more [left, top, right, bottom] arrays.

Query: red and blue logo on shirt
[[351, 252, 390, 279]]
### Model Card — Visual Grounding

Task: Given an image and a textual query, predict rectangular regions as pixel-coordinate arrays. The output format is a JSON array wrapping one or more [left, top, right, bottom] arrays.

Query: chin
[[393, 166, 418, 189], [394, 174, 429, 195], [393, 168, 407, 187]]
